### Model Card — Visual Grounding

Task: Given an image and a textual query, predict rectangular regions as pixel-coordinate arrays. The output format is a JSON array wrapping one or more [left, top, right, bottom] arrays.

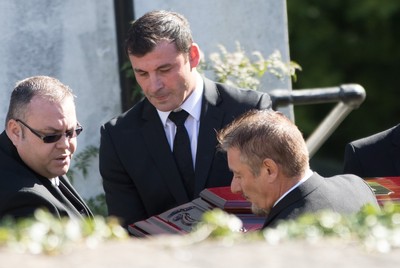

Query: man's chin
[[50, 168, 69, 178], [251, 204, 269, 217]]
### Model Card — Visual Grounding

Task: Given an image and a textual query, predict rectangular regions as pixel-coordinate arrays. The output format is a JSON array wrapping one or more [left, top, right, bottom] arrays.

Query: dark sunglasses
[[15, 119, 83, 144]]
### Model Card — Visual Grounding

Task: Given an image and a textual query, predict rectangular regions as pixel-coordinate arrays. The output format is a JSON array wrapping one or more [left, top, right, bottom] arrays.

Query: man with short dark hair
[[0, 76, 93, 220], [99, 10, 271, 228]]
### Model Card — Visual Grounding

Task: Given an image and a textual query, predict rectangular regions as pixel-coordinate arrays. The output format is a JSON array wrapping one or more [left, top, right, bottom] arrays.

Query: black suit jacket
[[0, 131, 93, 220], [100, 77, 272, 227], [343, 124, 400, 178], [262, 172, 379, 228]]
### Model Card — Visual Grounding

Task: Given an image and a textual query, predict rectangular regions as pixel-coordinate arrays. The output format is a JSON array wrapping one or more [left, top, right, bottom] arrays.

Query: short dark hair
[[6, 76, 74, 127], [124, 10, 193, 56]]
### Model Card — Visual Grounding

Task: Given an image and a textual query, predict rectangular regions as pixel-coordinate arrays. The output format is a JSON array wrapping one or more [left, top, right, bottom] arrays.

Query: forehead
[[227, 147, 244, 170], [26, 96, 76, 122], [130, 41, 183, 70]]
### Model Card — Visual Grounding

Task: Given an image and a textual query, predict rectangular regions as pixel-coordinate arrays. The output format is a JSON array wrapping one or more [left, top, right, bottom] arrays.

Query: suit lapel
[[58, 175, 94, 218], [390, 125, 400, 176], [263, 173, 322, 228], [194, 79, 225, 196], [35, 175, 91, 219], [59, 175, 83, 201], [140, 101, 190, 203]]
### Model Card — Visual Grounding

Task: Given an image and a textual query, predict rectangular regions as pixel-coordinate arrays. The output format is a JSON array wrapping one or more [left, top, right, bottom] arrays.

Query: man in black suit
[[217, 110, 379, 229], [99, 10, 271, 228], [343, 124, 400, 178], [0, 76, 93, 221]]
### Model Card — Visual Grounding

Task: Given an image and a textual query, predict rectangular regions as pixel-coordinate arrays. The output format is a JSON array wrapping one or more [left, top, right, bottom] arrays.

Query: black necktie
[[169, 110, 195, 199]]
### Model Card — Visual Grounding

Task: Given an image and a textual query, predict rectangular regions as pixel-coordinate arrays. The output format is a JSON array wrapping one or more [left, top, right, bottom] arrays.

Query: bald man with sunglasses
[[0, 76, 93, 221]]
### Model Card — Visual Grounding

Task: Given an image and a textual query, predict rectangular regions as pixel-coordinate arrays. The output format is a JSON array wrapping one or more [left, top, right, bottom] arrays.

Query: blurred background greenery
[[287, 0, 400, 175]]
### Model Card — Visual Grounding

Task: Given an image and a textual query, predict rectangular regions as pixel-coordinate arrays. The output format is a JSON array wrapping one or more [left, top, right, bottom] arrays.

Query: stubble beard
[[251, 203, 269, 217]]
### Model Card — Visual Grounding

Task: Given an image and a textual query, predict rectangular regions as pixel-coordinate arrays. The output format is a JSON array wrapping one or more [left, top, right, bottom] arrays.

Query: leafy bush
[[2, 202, 399, 254], [191, 202, 400, 253], [67, 145, 99, 183], [0, 210, 127, 254], [199, 42, 301, 90]]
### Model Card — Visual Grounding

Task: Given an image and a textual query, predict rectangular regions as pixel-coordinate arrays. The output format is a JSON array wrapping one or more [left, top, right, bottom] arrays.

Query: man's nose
[[56, 133, 72, 149], [149, 74, 163, 91], [230, 177, 241, 194]]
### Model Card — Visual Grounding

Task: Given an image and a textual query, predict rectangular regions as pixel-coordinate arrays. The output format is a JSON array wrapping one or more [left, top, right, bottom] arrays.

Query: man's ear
[[262, 158, 279, 183], [189, 43, 201, 69], [6, 119, 22, 145]]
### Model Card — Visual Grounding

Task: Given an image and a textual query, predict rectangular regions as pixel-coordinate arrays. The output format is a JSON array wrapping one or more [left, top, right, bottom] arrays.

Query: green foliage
[[67, 145, 99, 183], [66, 146, 107, 217], [86, 194, 108, 217], [121, 61, 143, 101], [287, 0, 400, 168], [2, 203, 400, 254], [263, 203, 400, 253], [191, 202, 400, 253], [199, 42, 301, 90], [0, 209, 127, 255], [191, 208, 244, 241]]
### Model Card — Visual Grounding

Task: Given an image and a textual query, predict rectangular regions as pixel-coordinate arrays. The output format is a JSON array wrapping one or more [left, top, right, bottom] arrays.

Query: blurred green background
[[287, 0, 400, 175]]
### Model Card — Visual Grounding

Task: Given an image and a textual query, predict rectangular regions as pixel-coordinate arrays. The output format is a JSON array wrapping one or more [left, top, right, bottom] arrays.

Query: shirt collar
[[50, 177, 60, 187], [273, 168, 313, 207], [158, 72, 203, 125]]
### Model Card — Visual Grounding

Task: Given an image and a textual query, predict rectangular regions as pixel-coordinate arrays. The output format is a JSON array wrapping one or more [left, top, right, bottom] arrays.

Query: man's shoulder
[[102, 99, 148, 129], [0, 170, 46, 200], [349, 124, 400, 149], [300, 173, 374, 206], [215, 81, 269, 98], [0, 181, 56, 219], [204, 79, 271, 110], [0, 146, 36, 189], [321, 173, 372, 192], [326, 173, 364, 182]]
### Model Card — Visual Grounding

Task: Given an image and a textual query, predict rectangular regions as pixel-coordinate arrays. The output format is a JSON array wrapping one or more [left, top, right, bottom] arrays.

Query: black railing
[[269, 84, 366, 157]]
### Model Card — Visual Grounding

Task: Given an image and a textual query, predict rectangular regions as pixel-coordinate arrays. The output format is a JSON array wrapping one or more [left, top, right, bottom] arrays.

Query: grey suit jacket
[[99, 77, 271, 227], [0, 131, 93, 220], [343, 124, 400, 178], [262, 172, 379, 229]]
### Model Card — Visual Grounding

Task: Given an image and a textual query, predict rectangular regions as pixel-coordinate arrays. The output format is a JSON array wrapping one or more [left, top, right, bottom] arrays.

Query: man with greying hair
[[99, 10, 271, 228], [217, 109, 379, 228], [0, 76, 93, 220]]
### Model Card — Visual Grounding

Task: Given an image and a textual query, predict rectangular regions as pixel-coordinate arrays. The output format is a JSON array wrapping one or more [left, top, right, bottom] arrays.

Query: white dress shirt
[[157, 73, 203, 168], [50, 177, 60, 186]]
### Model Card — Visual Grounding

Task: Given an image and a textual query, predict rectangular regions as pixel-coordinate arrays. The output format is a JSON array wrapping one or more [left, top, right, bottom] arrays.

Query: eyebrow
[[41, 124, 76, 133], [133, 63, 173, 73], [229, 167, 238, 174]]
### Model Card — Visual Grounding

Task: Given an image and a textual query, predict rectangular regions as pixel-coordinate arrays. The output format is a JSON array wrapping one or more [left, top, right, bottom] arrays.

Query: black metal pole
[[270, 84, 366, 110], [114, 0, 136, 112]]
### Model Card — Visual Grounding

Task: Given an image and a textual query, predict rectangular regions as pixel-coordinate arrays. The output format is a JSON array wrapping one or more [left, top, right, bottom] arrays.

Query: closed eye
[[159, 67, 172, 73], [135, 70, 148, 77], [232, 173, 241, 180]]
